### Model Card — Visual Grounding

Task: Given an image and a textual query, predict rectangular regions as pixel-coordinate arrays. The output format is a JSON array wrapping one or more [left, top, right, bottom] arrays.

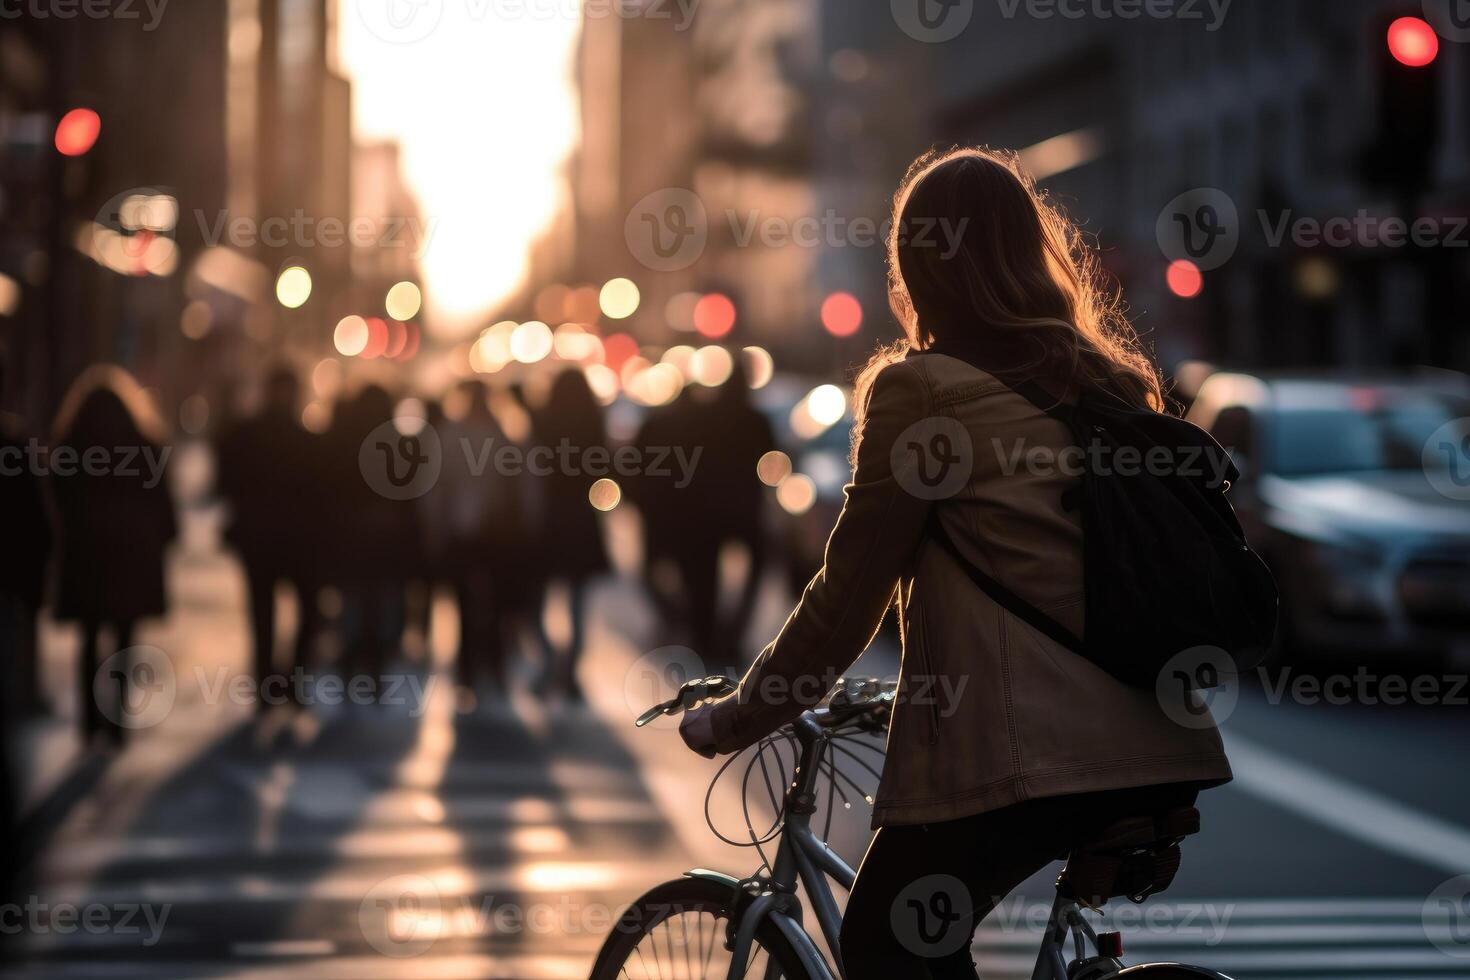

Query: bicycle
[[590, 675, 1235, 980]]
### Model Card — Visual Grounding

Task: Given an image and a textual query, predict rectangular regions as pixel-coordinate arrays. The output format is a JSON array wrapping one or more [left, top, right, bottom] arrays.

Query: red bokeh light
[[693, 293, 736, 338], [396, 322, 420, 361], [602, 332, 640, 373], [1166, 260, 1203, 299], [820, 292, 863, 337], [383, 319, 407, 359], [54, 108, 101, 156], [1387, 17, 1439, 68], [361, 317, 389, 359]]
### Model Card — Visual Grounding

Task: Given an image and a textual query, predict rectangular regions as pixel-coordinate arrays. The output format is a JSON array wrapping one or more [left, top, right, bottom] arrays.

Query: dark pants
[[840, 783, 1202, 980], [245, 564, 319, 708], [79, 619, 136, 743], [454, 567, 504, 690]]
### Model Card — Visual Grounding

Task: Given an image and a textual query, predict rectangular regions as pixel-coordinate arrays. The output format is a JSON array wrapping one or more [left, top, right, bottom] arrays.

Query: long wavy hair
[[859, 147, 1164, 415]]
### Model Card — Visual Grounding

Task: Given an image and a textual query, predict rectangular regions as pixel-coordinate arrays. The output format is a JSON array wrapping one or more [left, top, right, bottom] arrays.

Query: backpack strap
[[926, 511, 1085, 655]]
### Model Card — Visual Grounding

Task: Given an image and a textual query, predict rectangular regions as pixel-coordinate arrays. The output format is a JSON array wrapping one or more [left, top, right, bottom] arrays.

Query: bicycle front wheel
[[590, 876, 814, 980], [1118, 964, 1235, 978]]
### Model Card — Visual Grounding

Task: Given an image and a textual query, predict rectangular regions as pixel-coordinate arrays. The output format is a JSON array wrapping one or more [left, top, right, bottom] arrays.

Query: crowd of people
[[0, 350, 781, 757]]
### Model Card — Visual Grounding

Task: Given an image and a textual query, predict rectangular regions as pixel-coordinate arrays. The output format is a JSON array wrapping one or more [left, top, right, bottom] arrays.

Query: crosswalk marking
[[970, 897, 1468, 979], [1225, 731, 1470, 876]]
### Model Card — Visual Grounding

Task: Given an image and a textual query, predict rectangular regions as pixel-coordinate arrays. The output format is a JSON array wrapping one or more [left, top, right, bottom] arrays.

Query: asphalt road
[[3, 510, 1468, 979]]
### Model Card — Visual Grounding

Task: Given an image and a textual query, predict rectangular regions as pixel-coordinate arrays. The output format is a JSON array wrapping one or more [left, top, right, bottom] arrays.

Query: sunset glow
[[338, 1, 582, 335]]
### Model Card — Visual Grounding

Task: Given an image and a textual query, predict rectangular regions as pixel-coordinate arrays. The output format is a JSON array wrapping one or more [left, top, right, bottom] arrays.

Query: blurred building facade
[[567, 0, 1468, 378], [570, 0, 835, 369], [0, 1, 429, 432], [815, 0, 1470, 375], [0, 3, 229, 428]]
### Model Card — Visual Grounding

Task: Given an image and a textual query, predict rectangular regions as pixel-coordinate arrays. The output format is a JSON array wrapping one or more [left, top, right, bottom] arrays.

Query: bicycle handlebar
[[635, 675, 897, 734]]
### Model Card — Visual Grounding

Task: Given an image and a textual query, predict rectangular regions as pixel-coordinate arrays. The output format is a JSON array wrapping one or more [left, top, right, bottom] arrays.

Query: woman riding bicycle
[[679, 147, 1234, 979]]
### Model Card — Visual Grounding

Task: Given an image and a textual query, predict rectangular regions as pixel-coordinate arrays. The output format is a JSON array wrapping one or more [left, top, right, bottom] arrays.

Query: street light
[[599, 278, 640, 320], [275, 266, 312, 308], [385, 281, 422, 321]]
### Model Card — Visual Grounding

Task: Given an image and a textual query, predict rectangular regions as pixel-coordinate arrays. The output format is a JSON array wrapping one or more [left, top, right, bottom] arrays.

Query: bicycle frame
[[699, 711, 852, 980], [699, 710, 1107, 980]]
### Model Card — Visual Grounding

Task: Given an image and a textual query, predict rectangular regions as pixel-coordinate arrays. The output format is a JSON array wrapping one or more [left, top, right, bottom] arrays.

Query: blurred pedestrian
[[435, 380, 524, 700], [323, 384, 415, 692], [633, 383, 728, 666], [0, 344, 53, 715], [215, 366, 323, 710], [528, 369, 610, 700], [702, 360, 776, 656], [406, 397, 446, 656], [630, 389, 697, 638], [49, 366, 176, 745], [0, 344, 52, 896]]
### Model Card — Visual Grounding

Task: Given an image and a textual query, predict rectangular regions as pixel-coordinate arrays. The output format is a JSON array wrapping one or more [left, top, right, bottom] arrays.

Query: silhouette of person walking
[[49, 366, 176, 744], [0, 345, 53, 714], [436, 380, 526, 699], [215, 367, 324, 710], [323, 384, 415, 692], [528, 369, 610, 700], [634, 363, 774, 670], [0, 345, 52, 892]]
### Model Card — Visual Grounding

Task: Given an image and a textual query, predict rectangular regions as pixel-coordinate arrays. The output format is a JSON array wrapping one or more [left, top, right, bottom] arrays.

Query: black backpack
[[924, 359, 1278, 689]]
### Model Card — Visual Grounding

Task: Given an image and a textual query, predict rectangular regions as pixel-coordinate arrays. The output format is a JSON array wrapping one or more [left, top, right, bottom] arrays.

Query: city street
[[6, 3, 1469, 979], [4, 493, 1469, 980]]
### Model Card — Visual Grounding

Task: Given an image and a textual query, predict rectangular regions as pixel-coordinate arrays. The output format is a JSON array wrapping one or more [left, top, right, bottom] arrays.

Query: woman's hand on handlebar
[[678, 700, 720, 759]]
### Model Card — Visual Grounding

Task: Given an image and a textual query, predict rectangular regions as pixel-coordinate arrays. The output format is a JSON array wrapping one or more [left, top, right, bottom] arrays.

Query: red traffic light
[[1166, 260, 1203, 299], [55, 108, 101, 156], [1387, 17, 1439, 68]]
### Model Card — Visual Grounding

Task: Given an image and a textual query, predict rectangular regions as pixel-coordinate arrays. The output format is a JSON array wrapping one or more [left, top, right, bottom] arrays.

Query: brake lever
[[634, 675, 735, 728]]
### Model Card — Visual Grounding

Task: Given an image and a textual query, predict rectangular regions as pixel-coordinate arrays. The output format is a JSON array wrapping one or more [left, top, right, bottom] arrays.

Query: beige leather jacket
[[709, 351, 1232, 827]]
